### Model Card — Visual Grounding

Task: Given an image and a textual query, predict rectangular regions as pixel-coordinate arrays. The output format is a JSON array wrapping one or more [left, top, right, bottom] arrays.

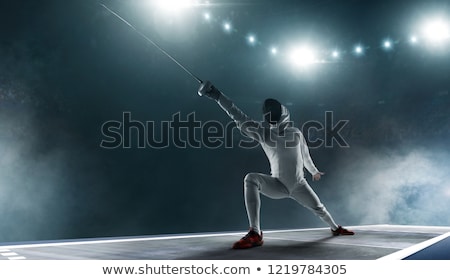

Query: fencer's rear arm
[[299, 132, 320, 175]]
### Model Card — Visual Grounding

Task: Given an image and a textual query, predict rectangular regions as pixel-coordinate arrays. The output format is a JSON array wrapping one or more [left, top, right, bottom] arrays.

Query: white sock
[[251, 227, 261, 235]]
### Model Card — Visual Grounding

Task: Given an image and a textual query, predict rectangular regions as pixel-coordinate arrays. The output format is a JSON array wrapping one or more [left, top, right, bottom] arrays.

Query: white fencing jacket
[[217, 94, 320, 185]]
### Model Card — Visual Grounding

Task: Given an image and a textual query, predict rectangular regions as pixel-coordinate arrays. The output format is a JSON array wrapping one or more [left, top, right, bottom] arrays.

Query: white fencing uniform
[[216, 93, 339, 234]]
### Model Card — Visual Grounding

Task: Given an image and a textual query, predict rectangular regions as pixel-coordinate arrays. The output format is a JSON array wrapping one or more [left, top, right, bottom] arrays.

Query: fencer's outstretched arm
[[198, 81, 263, 141]]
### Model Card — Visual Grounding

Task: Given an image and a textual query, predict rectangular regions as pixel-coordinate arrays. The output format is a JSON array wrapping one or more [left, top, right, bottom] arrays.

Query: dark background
[[0, 0, 449, 243]]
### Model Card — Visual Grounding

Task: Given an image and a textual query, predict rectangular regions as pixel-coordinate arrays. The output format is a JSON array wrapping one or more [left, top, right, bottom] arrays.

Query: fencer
[[198, 81, 354, 249]]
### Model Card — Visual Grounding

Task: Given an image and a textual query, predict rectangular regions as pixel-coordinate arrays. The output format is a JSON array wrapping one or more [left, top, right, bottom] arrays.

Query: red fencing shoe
[[232, 229, 264, 249], [332, 225, 355, 236]]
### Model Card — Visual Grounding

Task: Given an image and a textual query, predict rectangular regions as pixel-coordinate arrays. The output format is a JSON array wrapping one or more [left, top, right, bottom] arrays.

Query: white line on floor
[[0, 225, 448, 251], [378, 232, 450, 260], [1, 252, 18, 257], [263, 236, 405, 250], [0, 228, 333, 250], [8, 256, 27, 260]]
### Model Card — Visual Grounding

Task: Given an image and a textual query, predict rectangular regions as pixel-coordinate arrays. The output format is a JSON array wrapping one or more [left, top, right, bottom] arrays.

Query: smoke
[[331, 146, 450, 226], [0, 39, 85, 242], [0, 107, 64, 242]]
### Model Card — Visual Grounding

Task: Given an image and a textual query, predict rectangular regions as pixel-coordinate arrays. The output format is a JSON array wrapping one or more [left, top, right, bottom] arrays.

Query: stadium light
[[332, 50, 340, 58], [422, 19, 450, 43], [289, 46, 318, 67], [154, 0, 196, 14], [354, 44, 364, 56], [383, 39, 392, 49], [247, 34, 256, 45], [271, 47, 278, 55], [223, 22, 232, 33]]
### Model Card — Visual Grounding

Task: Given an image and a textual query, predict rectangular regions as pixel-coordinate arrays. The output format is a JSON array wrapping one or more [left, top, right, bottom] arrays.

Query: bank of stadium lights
[[165, 4, 449, 66]]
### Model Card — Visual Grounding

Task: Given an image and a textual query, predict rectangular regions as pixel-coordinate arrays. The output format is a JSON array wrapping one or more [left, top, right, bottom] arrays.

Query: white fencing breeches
[[243, 172, 339, 233]]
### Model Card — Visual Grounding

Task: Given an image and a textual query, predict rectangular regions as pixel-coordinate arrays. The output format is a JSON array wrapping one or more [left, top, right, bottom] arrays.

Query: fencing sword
[[100, 3, 203, 84]]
